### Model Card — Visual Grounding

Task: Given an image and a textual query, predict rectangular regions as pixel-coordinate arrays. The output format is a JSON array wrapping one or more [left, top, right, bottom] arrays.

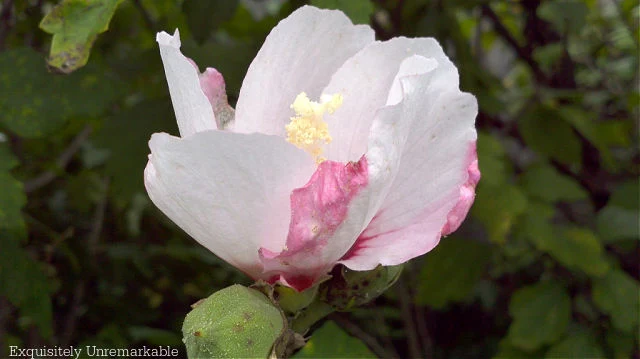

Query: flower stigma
[[286, 92, 343, 163]]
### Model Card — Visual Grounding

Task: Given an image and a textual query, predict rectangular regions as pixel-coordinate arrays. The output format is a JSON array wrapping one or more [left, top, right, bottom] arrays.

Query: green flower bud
[[182, 284, 285, 359], [322, 264, 403, 311], [275, 284, 318, 314]]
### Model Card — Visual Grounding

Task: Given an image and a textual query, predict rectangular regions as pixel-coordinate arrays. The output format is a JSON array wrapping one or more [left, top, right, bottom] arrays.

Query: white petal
[[144, 131, 316, 277], [322, 37, 457, 162], [293, 56, 442, 270], [233, 6, 374, 136], [312, 94, 415, 269], [157, 30, 217, 137], [341, 66, 478, 270]]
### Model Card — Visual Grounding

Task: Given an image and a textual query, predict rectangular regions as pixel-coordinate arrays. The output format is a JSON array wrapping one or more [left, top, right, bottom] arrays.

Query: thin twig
[[329, 313, 394, 359], [60, 178, 109, 347], [87, 178, 109, 257], [24, 126, 92, 193], [407, 262, 433, 359], [374, 310, 401, 359], [398, 277, 422, 359], [480, 4, 547, 82], [132, 0, 157, 33], [0, 297, 13, 352], [0, 0, 14, 51]]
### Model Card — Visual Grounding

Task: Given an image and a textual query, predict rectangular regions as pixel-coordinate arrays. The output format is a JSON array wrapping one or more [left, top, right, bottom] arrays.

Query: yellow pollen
[[286, 92, 343, 163]]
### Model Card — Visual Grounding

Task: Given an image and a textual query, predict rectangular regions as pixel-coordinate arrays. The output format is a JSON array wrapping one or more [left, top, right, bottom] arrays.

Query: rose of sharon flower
[[145, 6, 480, 291]]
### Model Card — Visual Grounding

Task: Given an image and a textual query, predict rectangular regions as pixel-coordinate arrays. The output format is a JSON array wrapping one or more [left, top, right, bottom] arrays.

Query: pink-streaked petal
[[340, 66, 478, 270], [257, 72, 418, 290], [441, 144, 480, 235], [234, 6, 374, 136], [259, 157, 368, 291], [322, 37, 457, 163], [157, 30, 216, 137], [144, 131, 316, 279]]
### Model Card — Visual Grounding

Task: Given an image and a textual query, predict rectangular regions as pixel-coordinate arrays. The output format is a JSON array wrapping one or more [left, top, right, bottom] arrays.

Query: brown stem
[[132, 0, 157, 33], [60, 178, 108, 346], [329, 313, 394, 359], [0, 0, 14, 51], [480, 4, 547, 83], [398, 277, 422, 358], [23, 126, 92, 193]]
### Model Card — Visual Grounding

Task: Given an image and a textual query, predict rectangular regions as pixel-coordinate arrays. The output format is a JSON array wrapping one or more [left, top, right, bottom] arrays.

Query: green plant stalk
[[290, 299, 334, 334]]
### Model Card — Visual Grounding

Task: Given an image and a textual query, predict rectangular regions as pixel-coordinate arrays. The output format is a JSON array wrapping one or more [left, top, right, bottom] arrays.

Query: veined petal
[[322, 37, 456, 163], [340, 64, 478, 270], [144, 131, 316, 278], [157, 30, 217, 137], [234, 6, 374, 136]]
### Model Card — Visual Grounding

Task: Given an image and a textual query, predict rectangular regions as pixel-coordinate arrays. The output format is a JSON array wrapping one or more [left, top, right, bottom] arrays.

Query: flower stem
[[290, 300, 334, 334]]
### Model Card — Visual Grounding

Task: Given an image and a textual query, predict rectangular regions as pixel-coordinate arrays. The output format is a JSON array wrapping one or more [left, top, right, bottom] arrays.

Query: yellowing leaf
[[40, 0, 123, 73]]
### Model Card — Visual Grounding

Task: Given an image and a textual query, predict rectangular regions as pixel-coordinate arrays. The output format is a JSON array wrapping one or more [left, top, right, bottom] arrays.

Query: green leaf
[[415, 238, 491, 309], [556, 106, 630, 169], [544, 327, 605, 358], [183, 0, 239, 44], [0, 48, 120, 138], [592, 269, 640, 333], [0, 146, 48, 339], [476, 131, 511, 187], [516, 200, 555, 245], [294, 321, 375, 358], [0, 235, 53, 339], [182, 285, 285, 359], [507, 281, 571, 351], [0, 144, 26, 238], [310, 0, 375, 24], [538, 0, 588, 34], [39, 0, 123, 73], [535, 226, 610, 277], [492, 338, 544, 359], [519, 105, 581, 165], [597, 180, 639, 242], [93, 99, 178, 199], [532, 44, 564, 72], [597, 205, 639, 242], [472, 184, 528, 243], [520, 164, 588, 202], [608, 180, 639, 210], [607, 331, 636, 359]]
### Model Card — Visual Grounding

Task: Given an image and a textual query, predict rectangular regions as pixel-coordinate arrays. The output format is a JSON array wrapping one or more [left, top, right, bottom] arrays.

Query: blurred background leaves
[[0, 0, 637, 358]]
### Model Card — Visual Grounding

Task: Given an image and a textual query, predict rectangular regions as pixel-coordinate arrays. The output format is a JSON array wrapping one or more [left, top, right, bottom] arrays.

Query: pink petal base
[[259, 157, 369, 291]]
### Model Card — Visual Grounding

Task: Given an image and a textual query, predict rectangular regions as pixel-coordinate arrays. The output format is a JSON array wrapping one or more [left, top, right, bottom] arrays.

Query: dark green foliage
[[0, 0, 637, 358]]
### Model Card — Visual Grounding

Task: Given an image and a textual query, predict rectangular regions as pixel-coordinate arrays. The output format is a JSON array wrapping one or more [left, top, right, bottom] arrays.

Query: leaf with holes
[[40, 0, 123, 73]]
